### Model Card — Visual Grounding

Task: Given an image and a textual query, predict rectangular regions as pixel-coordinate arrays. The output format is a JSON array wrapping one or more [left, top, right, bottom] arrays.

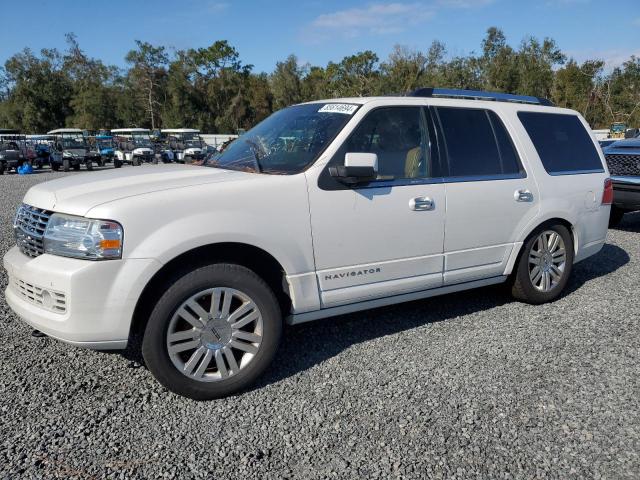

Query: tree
[[270, 55, 303, 110], [1, 47, 72, 132], [64, 33, 119, 129], [125, 40, 169, 129]]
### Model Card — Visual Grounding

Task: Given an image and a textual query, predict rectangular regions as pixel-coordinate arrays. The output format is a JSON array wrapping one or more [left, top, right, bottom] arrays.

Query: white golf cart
[[112, 128, 156, 167], [47, 129, 98, 172], [161, 128, 205, 163]]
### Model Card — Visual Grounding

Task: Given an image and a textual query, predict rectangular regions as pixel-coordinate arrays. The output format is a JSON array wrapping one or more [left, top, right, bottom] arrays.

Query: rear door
[[431, 106, 540, 285]]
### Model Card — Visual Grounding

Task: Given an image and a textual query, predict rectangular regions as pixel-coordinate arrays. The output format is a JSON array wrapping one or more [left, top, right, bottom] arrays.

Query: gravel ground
[[0, 167, 639, 479]]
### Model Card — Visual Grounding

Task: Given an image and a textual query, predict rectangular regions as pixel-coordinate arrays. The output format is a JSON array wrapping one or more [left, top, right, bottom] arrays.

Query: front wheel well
[[129, 243, 291, 339]]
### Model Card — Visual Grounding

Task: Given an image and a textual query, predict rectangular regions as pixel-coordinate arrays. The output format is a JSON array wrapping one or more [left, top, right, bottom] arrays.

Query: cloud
[[206, 1, 229, 12], [569, 48, 640, 70], [311, 3, 435, 36], [436, 0, 495, 7]]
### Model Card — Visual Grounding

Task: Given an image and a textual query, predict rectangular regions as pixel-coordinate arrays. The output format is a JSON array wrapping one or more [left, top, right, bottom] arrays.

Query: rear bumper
[[3, 246, 161, 350], [612, 176, 640, 211]]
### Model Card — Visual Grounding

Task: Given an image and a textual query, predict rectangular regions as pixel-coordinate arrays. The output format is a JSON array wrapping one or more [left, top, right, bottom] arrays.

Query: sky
[[0, 0, 638, 73]]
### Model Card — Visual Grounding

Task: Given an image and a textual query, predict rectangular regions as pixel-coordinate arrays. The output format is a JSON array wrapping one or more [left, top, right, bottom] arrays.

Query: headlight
[[44, 213, 123, 260]]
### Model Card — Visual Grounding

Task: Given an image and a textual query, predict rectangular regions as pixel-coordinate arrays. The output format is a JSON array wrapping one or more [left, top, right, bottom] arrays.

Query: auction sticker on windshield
[[318, 104, 358, 115]]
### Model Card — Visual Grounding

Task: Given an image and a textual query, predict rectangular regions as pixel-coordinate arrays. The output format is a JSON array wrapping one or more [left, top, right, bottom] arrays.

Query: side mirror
[[329, 152, 378, 186]]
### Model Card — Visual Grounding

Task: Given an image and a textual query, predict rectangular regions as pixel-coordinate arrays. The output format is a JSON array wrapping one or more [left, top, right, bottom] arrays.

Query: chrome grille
[[14, 204, 53, 257], [605, 154, 640, 176], [13, 278, 67, 314]]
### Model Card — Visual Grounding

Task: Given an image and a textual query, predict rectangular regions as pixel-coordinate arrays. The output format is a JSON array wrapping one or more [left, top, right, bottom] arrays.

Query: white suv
[[4, 89, 612, 399]]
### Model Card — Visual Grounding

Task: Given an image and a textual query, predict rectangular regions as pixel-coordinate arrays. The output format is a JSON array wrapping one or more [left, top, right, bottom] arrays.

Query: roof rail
[[406, 88, 554, 106]]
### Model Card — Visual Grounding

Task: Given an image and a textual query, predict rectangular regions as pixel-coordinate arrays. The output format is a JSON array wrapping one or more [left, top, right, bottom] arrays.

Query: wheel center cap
[[200, 317, 232, 349], [542, 253, 553, 271]]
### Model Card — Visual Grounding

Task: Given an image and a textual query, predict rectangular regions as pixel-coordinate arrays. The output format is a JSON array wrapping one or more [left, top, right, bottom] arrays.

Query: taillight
[[602, 178, 613, 205]]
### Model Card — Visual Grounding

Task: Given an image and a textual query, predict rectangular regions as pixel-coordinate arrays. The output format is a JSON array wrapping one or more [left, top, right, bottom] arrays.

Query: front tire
[[142, 263, 282, 400], [63, 159, 70, 172], [133, 157, 141, 166], [511, 224, 574, 304]]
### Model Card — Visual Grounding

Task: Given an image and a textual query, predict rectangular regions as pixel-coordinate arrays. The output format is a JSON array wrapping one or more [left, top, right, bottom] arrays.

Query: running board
[[286, 276, 507, 325]]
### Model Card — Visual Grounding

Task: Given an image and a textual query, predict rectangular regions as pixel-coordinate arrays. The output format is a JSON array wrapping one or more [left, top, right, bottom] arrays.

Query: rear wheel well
[[129, 243, 291, 339], [508, 218, 575, 279]]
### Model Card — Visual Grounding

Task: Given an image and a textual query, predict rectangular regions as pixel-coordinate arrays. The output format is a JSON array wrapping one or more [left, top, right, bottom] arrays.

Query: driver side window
[[343, 107, 432, 180]]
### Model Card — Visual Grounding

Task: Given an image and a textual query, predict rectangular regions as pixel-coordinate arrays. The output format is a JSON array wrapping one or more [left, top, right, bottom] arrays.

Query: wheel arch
[[505, 216, 576, 276], [129, 242, 291, 340]]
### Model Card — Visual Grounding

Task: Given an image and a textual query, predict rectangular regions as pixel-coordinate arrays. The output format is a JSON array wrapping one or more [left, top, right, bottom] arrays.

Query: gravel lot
[[0, 167, 639, 479]]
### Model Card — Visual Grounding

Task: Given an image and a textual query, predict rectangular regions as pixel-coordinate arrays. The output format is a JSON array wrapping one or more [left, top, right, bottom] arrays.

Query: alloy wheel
[[166, 287, 263, 382], [528, 230, 567, 292]]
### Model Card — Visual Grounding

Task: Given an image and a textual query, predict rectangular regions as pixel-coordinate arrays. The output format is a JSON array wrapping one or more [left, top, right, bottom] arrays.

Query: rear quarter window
[[518, 112, 604, 175]]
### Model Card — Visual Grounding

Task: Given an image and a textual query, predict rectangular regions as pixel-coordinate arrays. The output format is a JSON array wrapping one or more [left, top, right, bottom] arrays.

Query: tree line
[[0, 28, 638, 134]]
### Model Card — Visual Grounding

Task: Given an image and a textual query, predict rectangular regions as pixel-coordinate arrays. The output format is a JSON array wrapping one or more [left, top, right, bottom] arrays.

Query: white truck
[[5, 89, 611, 399]]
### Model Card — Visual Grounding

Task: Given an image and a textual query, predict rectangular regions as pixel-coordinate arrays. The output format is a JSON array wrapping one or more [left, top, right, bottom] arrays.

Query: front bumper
[[3, 246, 161, 350], [612, 176, 640, 211]]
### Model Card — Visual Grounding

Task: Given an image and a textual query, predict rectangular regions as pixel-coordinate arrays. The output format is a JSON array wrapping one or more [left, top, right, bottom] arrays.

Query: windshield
[[61, 134, 86, 149], [0, 135, 25, 148], [204, 103, 358, 174], [132, 132, 152, 148], [181, 132, 203, 148], [96, 138, 114, 149]]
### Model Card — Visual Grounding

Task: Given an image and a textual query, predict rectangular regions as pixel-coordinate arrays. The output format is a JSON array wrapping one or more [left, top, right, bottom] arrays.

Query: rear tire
[[142, 263, 282, 400], [86, 161, 94, 171], [609, 207, 625, 228], [0, 162, 5, 175], [114, 159, 123, 168], [511, 224, 574, 304]]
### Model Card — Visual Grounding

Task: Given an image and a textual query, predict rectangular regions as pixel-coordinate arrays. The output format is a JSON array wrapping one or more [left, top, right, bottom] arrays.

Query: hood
[[604, 137, 640, 153], [24, 164, 253, 216]]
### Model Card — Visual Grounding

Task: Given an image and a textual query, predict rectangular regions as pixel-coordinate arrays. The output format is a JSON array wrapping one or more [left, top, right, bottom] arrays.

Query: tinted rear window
[[435, 107, 522, 178], [518, 112, 603, 175]]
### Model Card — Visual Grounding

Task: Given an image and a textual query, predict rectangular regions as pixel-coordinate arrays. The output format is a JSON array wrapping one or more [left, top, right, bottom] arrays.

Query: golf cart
[[112, 128, 155, 166], [26, 134, 56, 169], [0, 129, 35, 174], [161, 128, 205, 163], [89, 135, 116, 167], [47, 129, 97, 171]]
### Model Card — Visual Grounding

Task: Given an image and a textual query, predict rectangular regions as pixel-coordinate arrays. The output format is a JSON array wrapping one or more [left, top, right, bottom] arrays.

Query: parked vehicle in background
[[47, 129, 95, 172], [0, 129, 34, 174], [162, 129, 205, 163], [602, 130, 640, 226], [4, 89, 611, 399], [89, 135, 116, 167], [112, 128, 155, 167], [609, 122, 627, 139], [27, 135, 56, 169]]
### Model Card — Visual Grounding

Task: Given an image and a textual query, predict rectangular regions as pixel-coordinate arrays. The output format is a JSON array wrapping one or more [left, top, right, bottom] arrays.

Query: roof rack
[[406, 88, 554, 106]]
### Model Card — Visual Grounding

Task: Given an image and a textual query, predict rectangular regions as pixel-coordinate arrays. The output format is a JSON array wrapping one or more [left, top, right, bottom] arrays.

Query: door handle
[[410, 196, 435, 211], [514, 189, 534, 202]]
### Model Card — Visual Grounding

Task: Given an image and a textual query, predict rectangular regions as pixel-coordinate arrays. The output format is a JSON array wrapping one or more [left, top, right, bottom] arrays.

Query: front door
[[307, 106, 446, 308]]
